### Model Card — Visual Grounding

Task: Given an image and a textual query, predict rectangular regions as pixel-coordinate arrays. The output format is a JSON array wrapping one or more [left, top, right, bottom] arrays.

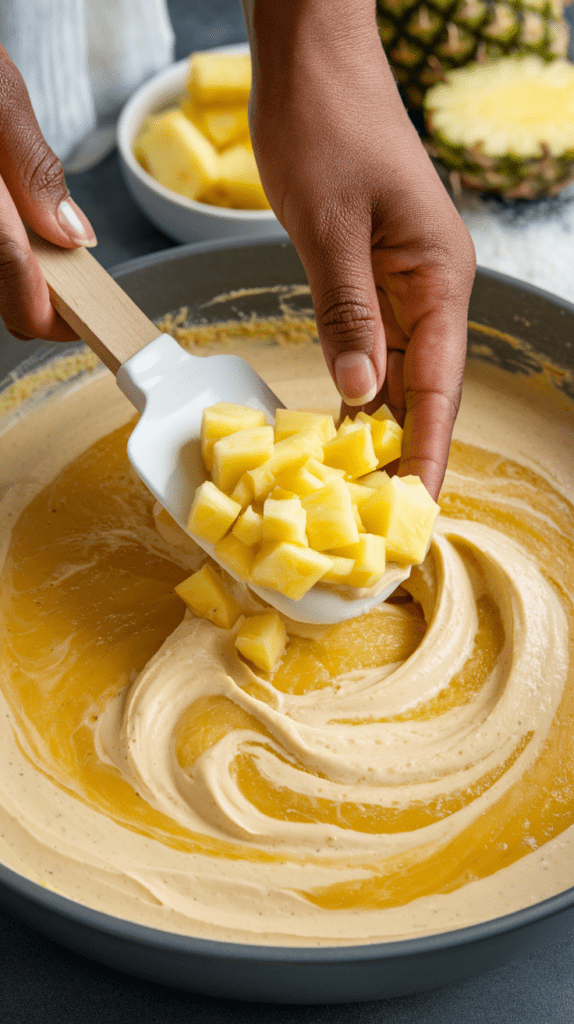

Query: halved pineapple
[[424, 57, 574, 199]]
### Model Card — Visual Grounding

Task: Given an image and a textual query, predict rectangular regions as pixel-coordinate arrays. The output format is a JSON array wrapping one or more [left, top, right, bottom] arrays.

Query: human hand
[[242, 0, 476, 499], [0, 45, 96, 342]]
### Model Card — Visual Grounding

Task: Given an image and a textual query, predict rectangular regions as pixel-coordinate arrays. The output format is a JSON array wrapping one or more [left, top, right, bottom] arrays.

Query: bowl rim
[[2, 239, 574, 965], [1, 854, 574, 964], [116, 44, 276, 223]]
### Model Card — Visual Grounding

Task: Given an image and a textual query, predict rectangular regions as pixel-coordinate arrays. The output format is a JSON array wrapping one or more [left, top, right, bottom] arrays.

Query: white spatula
[[30, 233, 409, 623]]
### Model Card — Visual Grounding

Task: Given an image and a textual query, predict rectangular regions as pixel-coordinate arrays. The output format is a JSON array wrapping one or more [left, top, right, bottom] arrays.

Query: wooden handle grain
[[28, 231, 161, 374]]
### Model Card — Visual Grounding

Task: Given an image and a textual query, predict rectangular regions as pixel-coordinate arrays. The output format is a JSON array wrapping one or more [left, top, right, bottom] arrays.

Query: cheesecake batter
[[1, 324, 574, 946]]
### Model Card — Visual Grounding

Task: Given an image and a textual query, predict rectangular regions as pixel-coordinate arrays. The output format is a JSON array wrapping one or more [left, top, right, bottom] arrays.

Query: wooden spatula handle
[[28, 231, 161, 375]]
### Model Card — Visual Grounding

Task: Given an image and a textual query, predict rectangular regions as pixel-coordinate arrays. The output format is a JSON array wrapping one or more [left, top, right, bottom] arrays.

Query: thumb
[[296, 219, 386, 408], [0, 47, 96, 249]]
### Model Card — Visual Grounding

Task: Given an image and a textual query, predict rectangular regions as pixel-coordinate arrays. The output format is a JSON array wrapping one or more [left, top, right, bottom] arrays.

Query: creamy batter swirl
[[1, 356, 574, 945]]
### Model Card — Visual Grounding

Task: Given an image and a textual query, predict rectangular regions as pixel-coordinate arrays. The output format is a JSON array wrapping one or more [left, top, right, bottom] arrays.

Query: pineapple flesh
[[424, 56, 574, 198], [134, 49, 271, 211], [235, 612, 288, 672], [134, 108, 219, 201], [175, 565, 242, 629], [182, 402, 441, 604], [377, 0, 569, 109]]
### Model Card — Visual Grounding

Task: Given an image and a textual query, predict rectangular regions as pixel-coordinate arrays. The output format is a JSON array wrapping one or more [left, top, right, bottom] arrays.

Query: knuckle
[[0, 48, 67, 202], [316, 290, 378, 348], [0, 238, 30, 285], [22, 142, 66, 201]]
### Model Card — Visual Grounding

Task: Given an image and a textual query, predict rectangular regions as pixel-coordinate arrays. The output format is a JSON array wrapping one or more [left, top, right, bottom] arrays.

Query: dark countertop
[[2, 1, 574, 1020]]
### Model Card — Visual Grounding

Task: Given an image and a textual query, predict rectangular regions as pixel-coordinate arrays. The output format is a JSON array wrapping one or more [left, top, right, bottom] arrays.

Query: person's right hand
[[0, 45, 96, 342]]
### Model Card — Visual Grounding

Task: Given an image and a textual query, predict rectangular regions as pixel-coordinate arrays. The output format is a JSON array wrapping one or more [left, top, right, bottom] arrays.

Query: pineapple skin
[[376, 0, 569, 109]]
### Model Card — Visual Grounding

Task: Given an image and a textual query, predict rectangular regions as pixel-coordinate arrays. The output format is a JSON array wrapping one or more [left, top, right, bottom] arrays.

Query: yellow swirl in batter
[[1, 349, 574, 944]]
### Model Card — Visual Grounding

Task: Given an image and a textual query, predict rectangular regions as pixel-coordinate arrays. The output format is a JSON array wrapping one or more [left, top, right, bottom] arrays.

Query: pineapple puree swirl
[[1, 355, 574, 946]]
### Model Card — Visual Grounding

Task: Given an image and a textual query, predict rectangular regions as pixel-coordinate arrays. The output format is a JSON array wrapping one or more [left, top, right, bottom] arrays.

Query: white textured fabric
[[85, 0, 175, 120], [1, 0, 174, 163]]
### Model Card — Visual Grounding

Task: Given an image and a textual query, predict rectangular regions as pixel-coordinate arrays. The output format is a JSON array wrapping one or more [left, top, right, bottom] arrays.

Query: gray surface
[[1, 0, 574, 1019]]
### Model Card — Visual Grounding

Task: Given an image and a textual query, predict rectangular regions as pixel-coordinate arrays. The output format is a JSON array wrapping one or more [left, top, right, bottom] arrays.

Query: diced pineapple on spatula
[[29, 234, 435, 625]]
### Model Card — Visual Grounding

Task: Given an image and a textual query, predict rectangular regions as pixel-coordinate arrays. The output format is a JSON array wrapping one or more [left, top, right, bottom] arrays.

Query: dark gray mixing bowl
[[1, 237, 574, 1003]]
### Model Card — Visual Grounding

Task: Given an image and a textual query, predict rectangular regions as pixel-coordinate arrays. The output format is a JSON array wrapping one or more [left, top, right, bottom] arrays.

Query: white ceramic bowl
[[116, 44, 285, 243]]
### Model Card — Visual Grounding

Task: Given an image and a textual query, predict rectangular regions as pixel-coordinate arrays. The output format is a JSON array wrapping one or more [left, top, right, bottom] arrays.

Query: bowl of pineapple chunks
[[117, 44, 285, 242]]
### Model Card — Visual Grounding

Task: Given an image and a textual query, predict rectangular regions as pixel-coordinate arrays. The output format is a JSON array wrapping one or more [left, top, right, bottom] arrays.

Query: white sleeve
[[0, 0, 96, 161], [85, 0, 175, 121]]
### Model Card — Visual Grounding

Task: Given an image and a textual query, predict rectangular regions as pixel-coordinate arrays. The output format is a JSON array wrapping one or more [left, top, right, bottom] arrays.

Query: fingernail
[[334, 351, 377, 406], [57, 198, 97, 246]]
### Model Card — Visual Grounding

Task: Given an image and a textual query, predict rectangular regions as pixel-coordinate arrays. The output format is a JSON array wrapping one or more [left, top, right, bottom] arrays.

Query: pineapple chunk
[[244, 464, 277, 502], [202, 144, 271, 210], [360, 474, 440, 565], [242, 427, 325, 504], [263, 496, 307, 545], [212, 426, 274, 494], [187, 481, 241, 544], [235, 612, 288, 672], [371, 403, 397, 424], [230, 474, 254, 510], [180, 96, 250, 150], [357, 412, 403, 468], [330, 534, 386, 588], [302, 478, 359, 551], [337, 417, 363, 437], [134, 108, 219, 201], [275, 463, 323, 498], [274, 410, 336, 444], [232, 505, 263, 546], [321, 556, 356, 584], [353, 504, 366, 533], [270, 487, 296, 501], [187, 52, 252, 106], [322, 425, 378, 480], [360, 470, 388, 489], [214, 533, 254, 580], [306, 459, 346, 483], [251, 542, 332, 599], [201, 402, 266, 473], [175, 565, 241, 629], [255, 428, 325, 486], [345, 481, 375, 505]]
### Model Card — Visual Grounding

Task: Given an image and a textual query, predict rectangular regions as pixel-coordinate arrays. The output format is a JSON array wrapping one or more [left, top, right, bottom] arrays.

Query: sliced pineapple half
[[424, 56, 574, 199]]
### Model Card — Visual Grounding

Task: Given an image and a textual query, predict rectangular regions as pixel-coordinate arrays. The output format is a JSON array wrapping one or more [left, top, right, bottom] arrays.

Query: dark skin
[[0, 6, 475, 498], [242, 0, 476, 498], [0, 44, 96, 342]]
